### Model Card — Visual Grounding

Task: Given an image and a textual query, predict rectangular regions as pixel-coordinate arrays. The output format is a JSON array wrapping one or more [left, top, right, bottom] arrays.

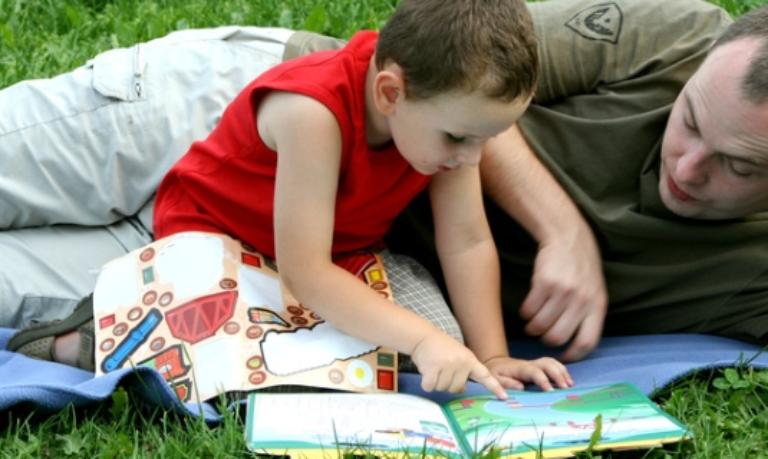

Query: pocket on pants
[[89, 44, 146, 102]]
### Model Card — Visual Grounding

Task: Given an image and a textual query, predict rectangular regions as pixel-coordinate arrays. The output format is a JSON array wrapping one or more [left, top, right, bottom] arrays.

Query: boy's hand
[[411, 332, 508, 400], [484, 356, 573, 392]]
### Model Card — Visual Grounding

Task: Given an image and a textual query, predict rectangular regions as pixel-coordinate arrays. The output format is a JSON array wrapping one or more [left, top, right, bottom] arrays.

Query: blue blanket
[[1, 328, 765, 423]]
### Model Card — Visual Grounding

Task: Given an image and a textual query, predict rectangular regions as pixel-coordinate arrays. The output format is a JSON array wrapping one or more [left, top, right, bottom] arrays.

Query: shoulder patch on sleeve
[[565, 2, 623, 44]]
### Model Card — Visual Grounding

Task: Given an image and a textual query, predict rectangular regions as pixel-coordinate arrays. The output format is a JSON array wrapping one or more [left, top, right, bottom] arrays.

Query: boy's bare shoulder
[[257, 91, 341, 152]]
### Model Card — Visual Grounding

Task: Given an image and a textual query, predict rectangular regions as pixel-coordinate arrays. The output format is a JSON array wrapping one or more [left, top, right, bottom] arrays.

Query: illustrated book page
[[245, 382, 689, 459], [246, 392, 464, 458], [92, 232, 398, 402], [446, 382, 689, 458]]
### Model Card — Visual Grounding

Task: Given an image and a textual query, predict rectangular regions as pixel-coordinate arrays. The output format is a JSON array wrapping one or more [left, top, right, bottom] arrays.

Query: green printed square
[[377, 352, 395, 367], [142, 267, 154, 284]]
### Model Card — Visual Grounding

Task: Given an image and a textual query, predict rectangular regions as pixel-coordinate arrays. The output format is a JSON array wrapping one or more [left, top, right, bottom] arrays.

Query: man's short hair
[[375, 0, 537, 102], [713, 6, 768, 104]]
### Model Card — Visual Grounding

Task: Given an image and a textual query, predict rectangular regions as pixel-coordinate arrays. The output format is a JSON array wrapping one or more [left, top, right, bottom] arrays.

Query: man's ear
[[373, 65, 405, 116]]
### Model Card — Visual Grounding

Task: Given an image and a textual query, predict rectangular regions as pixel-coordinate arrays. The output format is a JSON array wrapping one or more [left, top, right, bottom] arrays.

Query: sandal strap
[[7, 294, 95, 371], [77, 320, 96, 372], [14, 336, 56, 361]]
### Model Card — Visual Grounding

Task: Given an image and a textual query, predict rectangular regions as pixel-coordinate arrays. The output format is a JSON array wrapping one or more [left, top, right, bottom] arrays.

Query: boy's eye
[[445, 133, 466, 144]]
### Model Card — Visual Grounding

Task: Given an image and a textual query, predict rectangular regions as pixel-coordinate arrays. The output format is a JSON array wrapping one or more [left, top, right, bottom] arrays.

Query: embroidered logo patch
[[565, 2, 623, 44]]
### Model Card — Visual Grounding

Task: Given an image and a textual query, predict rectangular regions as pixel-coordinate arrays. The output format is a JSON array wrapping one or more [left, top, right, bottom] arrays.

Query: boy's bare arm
[[481, 124, 607, 362], [429, 166, 506, 361], [259, 92, 505, 397], [429, 165, 572, 390]]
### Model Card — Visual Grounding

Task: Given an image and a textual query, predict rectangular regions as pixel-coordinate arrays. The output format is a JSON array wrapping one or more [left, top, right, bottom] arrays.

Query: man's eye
[[445, 133, 466, 144], [683, 114, 698, 132], [723, 156, 757, 178]]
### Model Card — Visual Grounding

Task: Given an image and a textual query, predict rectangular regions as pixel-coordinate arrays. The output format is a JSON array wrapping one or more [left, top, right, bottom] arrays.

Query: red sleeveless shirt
[[154, 31, 431, 259]]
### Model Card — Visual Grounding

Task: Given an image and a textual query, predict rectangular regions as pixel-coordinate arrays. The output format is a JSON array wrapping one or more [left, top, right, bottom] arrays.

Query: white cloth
[[0, 27, 292, 326], [0, 26, 292, 229]]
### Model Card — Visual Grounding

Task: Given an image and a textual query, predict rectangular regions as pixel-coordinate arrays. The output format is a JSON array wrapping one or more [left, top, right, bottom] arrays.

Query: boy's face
[[387, 90, 529, 175]]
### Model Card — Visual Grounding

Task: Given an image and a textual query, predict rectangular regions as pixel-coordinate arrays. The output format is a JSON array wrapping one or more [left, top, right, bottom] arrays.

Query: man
[[1, 0, 765, 361], [477, 0, 768, 358]]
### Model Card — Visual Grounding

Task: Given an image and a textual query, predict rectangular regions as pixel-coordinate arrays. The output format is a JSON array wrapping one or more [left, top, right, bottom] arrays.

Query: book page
[[92, 232, 398, 402], [246, 393, 465, 458], [444, 383, 689, 458]]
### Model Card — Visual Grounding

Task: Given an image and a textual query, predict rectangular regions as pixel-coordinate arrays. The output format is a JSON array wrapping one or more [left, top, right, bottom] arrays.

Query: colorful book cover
[[245, 382, 690, 458], [92, 232, 398, 402]]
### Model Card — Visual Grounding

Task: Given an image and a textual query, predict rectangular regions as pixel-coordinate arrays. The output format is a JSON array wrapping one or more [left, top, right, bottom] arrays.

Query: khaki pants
[[0, 27, 290, 327]]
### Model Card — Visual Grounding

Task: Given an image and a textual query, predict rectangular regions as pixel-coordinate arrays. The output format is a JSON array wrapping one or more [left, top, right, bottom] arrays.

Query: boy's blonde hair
[[375, 0, 538, 102]]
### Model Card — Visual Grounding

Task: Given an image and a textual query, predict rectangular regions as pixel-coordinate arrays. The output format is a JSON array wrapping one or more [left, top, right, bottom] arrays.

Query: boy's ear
[[373, 65, 405, 115]]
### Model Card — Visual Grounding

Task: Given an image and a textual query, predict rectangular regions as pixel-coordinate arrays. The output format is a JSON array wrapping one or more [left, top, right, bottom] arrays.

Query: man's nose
[[675, 146, 710, 185]]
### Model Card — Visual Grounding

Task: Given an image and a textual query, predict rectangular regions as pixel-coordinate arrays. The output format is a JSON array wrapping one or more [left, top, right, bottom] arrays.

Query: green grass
[[0, 0, 396, 87], [2, 0, 768, 457]]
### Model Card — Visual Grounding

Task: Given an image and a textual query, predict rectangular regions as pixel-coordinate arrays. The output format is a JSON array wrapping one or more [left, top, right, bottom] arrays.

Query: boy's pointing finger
[[471, 364, 508, 400]]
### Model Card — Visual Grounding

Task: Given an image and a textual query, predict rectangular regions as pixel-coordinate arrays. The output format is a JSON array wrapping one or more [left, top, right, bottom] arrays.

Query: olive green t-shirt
[[496, 0, 768, 341]]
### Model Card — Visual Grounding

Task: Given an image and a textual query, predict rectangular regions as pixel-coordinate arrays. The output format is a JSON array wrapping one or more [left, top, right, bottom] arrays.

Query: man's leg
[[0, 218, 151, 328], [0, 27, 295, 326], [0, 26, 292, 228]]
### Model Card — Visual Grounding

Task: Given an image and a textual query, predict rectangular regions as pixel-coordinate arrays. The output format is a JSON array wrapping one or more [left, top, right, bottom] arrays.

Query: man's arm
[[482, 125, 606, 362]]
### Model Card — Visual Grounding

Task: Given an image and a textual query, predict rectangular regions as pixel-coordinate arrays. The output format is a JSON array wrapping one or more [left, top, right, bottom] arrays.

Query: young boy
[[10, 0, 572, 397]]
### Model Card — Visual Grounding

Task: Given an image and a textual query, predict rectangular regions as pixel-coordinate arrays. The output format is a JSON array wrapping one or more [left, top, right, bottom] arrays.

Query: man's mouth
[[667, 176, 694, 202]]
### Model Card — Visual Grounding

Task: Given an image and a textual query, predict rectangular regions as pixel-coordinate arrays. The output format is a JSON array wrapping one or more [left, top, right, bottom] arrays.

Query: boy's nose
[[457, 144, 483, 166]]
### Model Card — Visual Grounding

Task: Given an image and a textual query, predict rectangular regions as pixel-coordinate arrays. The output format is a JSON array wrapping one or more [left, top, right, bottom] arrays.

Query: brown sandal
[[8, 294, 95, 371]]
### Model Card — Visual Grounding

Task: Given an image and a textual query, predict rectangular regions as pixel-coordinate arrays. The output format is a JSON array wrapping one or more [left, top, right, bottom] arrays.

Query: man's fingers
[[524, 294, 567, 337], [560, 312, 604, 362], [539, 304, 582, 346], [519, 283, 549, 320], [471, 364, 508, 400]]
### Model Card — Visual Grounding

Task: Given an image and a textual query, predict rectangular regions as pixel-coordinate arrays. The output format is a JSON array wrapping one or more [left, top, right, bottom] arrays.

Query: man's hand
[[519, 228, 607, 362], [485, 355, 573, 391], [411, 332, 508, 400], [481, 124, 608, 362]]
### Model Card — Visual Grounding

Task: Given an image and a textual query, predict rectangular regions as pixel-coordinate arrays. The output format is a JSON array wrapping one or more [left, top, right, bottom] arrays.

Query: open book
[[92, 232, 398, 402], [245, 382, 689, 458]]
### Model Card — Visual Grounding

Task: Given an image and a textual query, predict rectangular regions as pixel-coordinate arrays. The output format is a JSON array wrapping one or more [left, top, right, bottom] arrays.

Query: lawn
[[2, 0, 768, 457]]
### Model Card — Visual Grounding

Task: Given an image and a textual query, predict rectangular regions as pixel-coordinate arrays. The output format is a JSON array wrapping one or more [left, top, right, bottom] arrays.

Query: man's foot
[[7, 294, 95, 371]]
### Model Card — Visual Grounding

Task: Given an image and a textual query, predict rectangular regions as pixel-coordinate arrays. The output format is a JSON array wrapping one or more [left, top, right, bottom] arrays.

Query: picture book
[[244, 382, 690, 458], [92, 232, 398, 402]]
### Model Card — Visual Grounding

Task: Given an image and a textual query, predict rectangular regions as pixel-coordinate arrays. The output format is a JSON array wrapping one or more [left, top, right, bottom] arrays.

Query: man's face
[[660, 38, 768, 219], [388, 90, 529, 175]]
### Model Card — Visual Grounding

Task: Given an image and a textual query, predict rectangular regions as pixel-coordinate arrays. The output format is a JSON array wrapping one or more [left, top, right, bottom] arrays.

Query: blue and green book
[[245, 382, 689, 458]]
